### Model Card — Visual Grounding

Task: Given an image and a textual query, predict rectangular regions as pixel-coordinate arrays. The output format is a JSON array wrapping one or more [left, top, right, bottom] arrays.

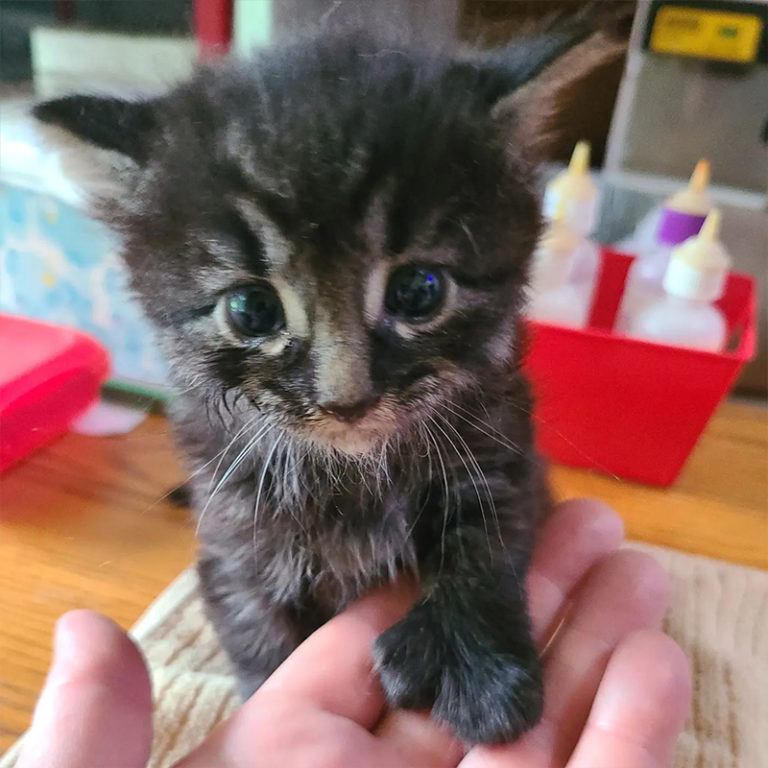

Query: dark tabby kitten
[[35, 20, 600, 743]]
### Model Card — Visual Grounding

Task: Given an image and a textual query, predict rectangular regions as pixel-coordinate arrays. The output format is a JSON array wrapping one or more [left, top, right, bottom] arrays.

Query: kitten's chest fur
[[254, 477, 417, 610], [182, 412, 420, 612]]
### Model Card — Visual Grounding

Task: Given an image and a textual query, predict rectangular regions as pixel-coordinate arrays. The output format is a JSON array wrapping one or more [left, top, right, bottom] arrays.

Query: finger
[[374, 709, 465, 768], [16, 610, 152, 768], [568, 630, 691, 768], [528, 499, 624, 645], [254, 579, 418, 727], [174, 586, 421, 768], [174, 704, 395, 768], [531, 551, 671, 765], [465, 550, 670, 768]]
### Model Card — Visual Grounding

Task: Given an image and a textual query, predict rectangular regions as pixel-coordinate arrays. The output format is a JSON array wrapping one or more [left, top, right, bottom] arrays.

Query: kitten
[[35, 19, 602, 743]]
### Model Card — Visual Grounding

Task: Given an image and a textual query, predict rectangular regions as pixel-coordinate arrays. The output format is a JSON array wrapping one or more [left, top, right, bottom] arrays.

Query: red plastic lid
[[0, 313, 110, 472]]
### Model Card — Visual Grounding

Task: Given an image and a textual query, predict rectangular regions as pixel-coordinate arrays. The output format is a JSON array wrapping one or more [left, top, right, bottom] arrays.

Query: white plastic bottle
[[543, 141, 600, 318], [543, 141, 599, 235], [527, 203, 592, 329], [542, 140, 601, 288], [617, 159, 712, 332], [628, 210, 730, 352]]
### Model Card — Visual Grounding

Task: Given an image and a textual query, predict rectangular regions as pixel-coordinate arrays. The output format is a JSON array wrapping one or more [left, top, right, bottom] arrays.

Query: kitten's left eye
[[225, 284, 285, 337], [385, 265, 445, 322]]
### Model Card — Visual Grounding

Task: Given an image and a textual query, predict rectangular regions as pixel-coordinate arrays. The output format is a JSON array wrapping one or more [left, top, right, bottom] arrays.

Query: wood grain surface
[[1, 400, 766, 752]]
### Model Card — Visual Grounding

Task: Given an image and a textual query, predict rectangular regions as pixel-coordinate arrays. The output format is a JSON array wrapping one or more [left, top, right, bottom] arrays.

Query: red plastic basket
[[194, 0, 233, 58], [523, 250, 757, 486], [0, 314, 110, 473]]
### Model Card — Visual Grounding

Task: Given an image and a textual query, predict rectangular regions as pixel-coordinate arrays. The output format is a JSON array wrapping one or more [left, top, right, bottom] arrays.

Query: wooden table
[[1, 400, 766, 751]]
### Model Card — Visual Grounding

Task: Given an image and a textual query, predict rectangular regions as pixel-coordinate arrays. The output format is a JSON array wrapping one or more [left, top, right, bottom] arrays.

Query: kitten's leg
[[197, 553, 324, 698], [374, 474, 544, 744]]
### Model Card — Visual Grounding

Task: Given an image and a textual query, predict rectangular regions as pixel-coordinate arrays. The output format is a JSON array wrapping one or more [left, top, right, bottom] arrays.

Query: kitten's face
[[53, 40, 545, 455], [172, 183, 533, 455]]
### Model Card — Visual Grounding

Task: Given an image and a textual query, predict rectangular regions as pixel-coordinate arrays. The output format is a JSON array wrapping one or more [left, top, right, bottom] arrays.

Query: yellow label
[[650, 6, 763, 63]]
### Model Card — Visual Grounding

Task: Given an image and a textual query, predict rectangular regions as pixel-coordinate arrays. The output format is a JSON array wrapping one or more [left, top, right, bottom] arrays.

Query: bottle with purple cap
[[628, 209, 730, 352], [617, 159, 713, 332]]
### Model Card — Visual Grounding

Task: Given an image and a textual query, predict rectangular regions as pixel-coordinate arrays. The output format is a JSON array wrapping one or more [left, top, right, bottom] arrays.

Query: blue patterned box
[[0, 182, 168, 391]]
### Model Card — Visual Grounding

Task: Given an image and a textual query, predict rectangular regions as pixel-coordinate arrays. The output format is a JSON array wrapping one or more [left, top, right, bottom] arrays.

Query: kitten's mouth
[[305, 406, 398, 456]]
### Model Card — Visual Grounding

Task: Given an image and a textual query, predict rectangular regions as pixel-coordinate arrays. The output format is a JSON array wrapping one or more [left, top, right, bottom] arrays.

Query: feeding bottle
[[542, 140, 601, 291], [617, 159, 713, 332], [543, 140, 599, 237], [527, 200, 592, 329], [627, 210, 730, 352]]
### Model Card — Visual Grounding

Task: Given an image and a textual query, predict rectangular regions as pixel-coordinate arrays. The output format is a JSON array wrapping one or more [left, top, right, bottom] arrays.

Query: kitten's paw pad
[[373, 610, 543, 744]]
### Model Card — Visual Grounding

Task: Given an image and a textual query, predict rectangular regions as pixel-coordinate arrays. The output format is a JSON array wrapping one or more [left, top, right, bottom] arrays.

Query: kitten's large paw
[[430, 646, 543, 744], [373, 605, 543, 744]]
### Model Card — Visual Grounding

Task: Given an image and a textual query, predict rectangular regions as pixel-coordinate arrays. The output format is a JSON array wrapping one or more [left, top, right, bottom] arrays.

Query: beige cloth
[[3, 543, 766, 767]]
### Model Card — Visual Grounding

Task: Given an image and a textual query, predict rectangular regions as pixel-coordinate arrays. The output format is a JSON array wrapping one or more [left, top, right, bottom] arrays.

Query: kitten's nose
[[318, 395, 380, 423]]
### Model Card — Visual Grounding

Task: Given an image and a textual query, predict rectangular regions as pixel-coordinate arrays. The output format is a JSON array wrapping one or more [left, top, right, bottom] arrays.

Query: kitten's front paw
[[373, 604, 543, 744]]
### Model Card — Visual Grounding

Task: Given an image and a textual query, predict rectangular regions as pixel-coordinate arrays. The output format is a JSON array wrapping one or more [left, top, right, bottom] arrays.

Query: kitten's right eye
[[385, 265, 446, 323], [224, 285, 285, 337]]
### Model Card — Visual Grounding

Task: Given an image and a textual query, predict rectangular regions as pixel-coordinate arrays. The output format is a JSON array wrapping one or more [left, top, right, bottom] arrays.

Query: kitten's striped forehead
[[217, 189, 464, 347], [230, 185, 456, 274], [233, 197, 292, 272]]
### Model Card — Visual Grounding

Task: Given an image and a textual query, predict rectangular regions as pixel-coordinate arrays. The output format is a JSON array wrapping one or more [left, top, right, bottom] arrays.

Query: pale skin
[[17, 499, 691, 768]]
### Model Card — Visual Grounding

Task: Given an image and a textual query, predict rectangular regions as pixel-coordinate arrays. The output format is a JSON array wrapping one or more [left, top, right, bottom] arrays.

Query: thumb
[[16, 610, 153, 768]]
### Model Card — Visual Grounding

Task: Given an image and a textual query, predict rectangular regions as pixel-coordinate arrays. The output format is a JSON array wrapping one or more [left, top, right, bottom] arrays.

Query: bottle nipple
[[689, 159, 710, 193], [568, 140, 590, 177], [671, 209, 727, 271], [697, 207, 720, 244], [666, 159, 713, 215], [542, 140, 599, 236]]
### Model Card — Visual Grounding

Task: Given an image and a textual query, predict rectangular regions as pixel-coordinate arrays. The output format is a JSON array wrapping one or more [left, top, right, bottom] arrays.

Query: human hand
[[16, 499, 690, 768]]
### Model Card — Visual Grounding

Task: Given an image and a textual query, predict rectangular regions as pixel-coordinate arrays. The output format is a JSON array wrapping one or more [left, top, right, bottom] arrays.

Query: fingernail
[[49, 615, 81, 680]]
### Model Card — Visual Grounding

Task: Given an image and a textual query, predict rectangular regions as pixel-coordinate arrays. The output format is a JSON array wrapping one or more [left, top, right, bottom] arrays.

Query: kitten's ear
[[467, 10, 598, 101], [33, 95, 159, 164], [463, 9, 628, 159]]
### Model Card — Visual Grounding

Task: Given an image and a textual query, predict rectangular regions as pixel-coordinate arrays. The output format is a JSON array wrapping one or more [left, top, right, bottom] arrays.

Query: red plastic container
[[524, 250, 757, 486], [194, 0, 233, 58], [0, 314, 110, 473]]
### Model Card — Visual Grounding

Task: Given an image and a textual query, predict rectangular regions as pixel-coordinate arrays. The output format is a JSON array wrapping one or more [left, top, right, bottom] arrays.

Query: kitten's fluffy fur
[[36, 20, 598, 743]]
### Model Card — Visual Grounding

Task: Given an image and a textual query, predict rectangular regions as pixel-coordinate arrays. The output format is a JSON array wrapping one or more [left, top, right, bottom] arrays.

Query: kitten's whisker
[[432, 413, 492, 559], [356, 452, 375, 498], [457, 395, 621, 481], [376, 438, 391, 493], [420, 421, 434, 489], [423, 419, 451, 576], [449, 401, 518, 442], [439, 413, 506, 552], [208, 421, 272, 500], [404, 429, 429, 545], [443, 403, 524, 457], [197, 422, 273, 535], [280, 439, 305, 532], [459, 219, 481, 259], [252, 433, 283, 551], [207, 413, 262, 496], [140, 413, 259, 514]]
